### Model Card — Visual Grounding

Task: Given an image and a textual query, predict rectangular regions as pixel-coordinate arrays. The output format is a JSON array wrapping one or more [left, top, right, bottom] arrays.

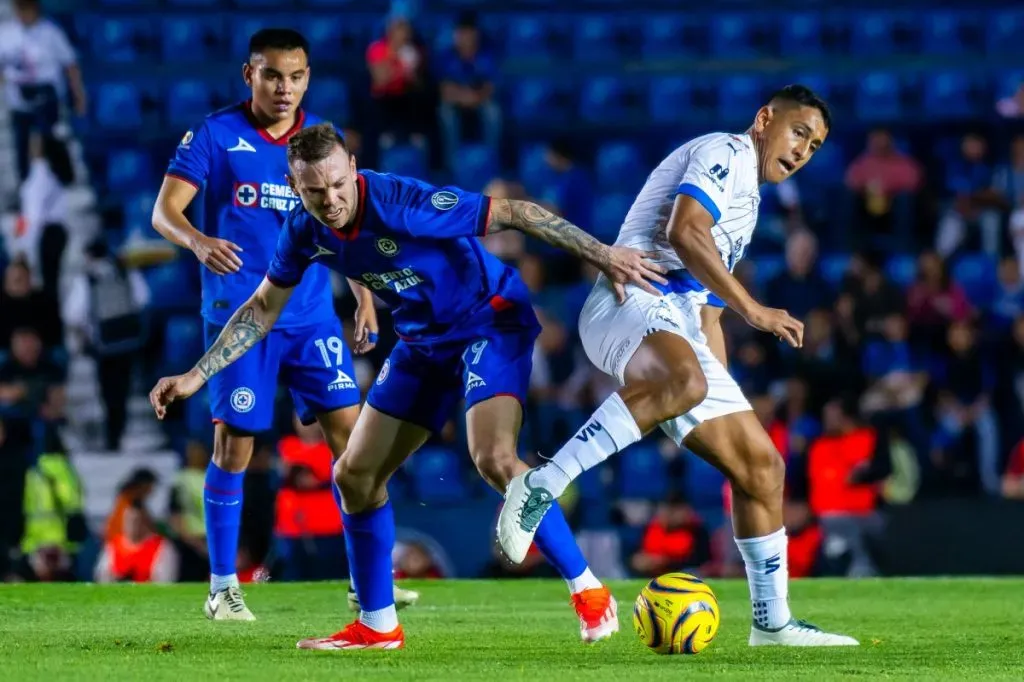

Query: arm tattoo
[[194, 305, 269, 380], [487, 199, 608, 266]]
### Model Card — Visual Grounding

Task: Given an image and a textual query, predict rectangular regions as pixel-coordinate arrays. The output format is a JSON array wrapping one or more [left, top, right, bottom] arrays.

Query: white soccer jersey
[[614, 132, 761, 274]]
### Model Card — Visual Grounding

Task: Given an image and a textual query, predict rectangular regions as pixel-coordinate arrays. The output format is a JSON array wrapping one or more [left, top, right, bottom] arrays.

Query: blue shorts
[[367, 324, 539, 434], [204, 317, 360, 432]]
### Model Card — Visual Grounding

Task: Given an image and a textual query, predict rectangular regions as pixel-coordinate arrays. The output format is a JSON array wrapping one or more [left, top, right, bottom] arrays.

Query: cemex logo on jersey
[[575, 421, 605, 443], [328, 369, 356, 392], [706, 163, 730, 192], [233, 182, 300, 212]]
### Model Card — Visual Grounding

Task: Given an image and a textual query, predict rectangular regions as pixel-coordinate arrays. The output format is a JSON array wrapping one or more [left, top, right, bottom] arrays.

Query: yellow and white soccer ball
[[632, 572, 720, 655]]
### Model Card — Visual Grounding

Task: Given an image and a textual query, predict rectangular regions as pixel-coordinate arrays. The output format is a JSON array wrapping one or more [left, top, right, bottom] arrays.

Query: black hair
[[456, 10, 478, 29], [769, 84, 832, 131], [287, 122, 349, 167], [248, 28, 310, 62]]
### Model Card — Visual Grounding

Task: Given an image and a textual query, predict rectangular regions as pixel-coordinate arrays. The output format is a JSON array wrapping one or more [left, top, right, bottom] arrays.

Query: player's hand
[[149, 371, 204, 420], [191, 234, 243, 275], [353, 304, 379, 355], [598, 246, 669, 304], [744, 305, 804, 348]]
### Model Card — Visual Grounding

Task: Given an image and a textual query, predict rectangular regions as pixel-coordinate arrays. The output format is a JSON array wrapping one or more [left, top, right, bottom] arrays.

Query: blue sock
[[331, 482, 357, 589], [534, 502, 589, 582], [204, 461, 244, 583], [342, 501, 395, 612]]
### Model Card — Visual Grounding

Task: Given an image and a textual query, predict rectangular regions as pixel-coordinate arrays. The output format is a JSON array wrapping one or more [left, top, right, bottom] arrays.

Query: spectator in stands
[[537, 138, 594, 233], [168, 440, 209, 582], [906, 251, 972, 353], [629, 493, 711, 578], [766, 230, 832, 320], [784, 501, 824, 579], [989, 257, 1024, 331], [393, 540, 445, 580], [998, 136, 1024, 272], [1002, 439, 1024, 499], [0, 418, 33, 580], [995, 315, 1024, 467], [366, 9, 431, 150], [437, 11, 501, 172], [996, 81, 1024, 119], [104, 468, 158, 542], [0, 327, 65, 430], [62, 238, 149, 452], [840, 250, 906, 342], [0, 0, 87, 181], [95, 500, 179, 583], [933, 321, 1000, 496], [936, 133, 1007, 258], [0, 257, 62, 350], [19, 447, 85, 582], [844, 128, 922, 250]]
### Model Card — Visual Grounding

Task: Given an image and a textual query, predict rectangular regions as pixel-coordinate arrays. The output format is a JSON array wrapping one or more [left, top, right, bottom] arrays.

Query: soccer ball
[[632, 572, 720, 655]]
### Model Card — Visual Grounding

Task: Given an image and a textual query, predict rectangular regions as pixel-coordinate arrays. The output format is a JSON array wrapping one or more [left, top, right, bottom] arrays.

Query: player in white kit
[[499, 85, 859, 647]]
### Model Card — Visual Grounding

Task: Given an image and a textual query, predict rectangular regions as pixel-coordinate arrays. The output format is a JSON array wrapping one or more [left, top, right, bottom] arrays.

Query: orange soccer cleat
[[572, 586, 619, 643], [296, 620, 405, 651]]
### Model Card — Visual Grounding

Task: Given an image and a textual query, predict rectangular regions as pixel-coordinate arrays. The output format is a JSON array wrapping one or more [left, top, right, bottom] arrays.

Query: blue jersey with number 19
[[165, 101, 335, 329]]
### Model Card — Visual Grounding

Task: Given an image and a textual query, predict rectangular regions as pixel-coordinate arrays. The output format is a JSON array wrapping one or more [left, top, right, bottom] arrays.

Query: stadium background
[[1, 0, 1023, 584]]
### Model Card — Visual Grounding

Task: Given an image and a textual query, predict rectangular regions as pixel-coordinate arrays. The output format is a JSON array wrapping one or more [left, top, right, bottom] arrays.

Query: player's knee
[[333, 452, 387, 510], [470, 446, 519, 491], [731, 445, 785, 502], [655, 371, 708, 418], [212, 425, 254, 473]]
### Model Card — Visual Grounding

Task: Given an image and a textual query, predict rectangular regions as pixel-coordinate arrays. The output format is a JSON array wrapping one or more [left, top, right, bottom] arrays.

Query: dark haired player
[[499, 85, 860, 647], [151, 29, 416, 620], [150, 122, 667, 649]]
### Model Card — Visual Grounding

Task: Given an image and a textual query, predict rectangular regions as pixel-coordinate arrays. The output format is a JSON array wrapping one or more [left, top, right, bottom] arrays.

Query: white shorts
[[578, 277, 752, 445]]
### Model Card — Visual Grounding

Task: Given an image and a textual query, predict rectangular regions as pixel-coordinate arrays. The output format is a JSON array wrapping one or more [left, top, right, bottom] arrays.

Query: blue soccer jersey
[[165, 101, 335, 329], [166, 102, 358, 430], [267, 171, 541, 432]]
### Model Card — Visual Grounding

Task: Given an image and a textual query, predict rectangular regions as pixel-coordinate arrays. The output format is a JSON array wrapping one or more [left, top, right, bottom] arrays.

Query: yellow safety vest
[[174, 469, 206, 537], [21, 453, 84, 554]]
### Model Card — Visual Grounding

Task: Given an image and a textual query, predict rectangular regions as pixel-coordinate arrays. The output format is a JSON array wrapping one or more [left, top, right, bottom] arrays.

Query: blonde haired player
[[498, 85, 858, 647]]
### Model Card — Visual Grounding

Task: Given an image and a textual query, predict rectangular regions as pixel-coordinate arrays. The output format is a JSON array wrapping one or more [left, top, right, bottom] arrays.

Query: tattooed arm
[[148, 278, 293, 418], [485, 198, 669, 302]]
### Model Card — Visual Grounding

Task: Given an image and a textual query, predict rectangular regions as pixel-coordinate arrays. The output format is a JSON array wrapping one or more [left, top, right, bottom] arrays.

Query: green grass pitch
[[1, 578, 1022, 681]]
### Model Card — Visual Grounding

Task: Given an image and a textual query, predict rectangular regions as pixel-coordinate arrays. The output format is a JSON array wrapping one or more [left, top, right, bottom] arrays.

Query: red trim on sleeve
[[165, 172, 200, 189], [478, 196, 493, 236]]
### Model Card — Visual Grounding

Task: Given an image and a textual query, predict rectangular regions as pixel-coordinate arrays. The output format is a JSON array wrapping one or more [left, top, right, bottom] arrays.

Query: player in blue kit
[[150, 29, 417, 620], [150, 122, 668, 649]]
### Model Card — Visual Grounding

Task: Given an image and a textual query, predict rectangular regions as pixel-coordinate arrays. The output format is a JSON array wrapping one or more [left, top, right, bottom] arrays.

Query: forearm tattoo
[[194, 305, 269, 380], [488, 199, 608, 266]]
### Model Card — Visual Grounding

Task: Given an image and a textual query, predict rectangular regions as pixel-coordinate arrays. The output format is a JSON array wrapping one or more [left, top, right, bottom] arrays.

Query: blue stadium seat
[[147, 259, 201, 311], [856, 72, 903, 122], [647, 77, 692, 124], [885, 254, 917, 289], [94, 18, 147, 62], [595, 142, 644, 192], [923, 72, 975, 120], [106, 149, 153, 194], [511, 78, 563, 124], [166, 81, 213, 129], [506, 17, 554, 60], [951, 253, 997, 306], [162, 16, 221, 62], [641, 15, 700, 60], [711, 14, 758, 58], [452, 144, 498, 193], [851, 12, 897, 55], [302, 78, 349, 123], [409, 447, 465, 503], [922, 12, 971, 54], [517, 144, 554, 194], [95, 82, 142, 132], [779, 13, 823, 57], [997, 71, 1024, 102], [123, 191, 159, 236], [379, 144, 427, 177], [163, 315, 204, 375], [820, 254, 851, 287], [682, 452, 725, 512], [619, 442, 668, 500], [988, 10, 1024, 55], [580, 77, 628, 123], [717, 75, 764, 124], [299, 16, 345, 62], [591, 193, 633, 243], [753, 255, 785, 286], [574, 15, 620, 62], [166, 0, 223, 7]]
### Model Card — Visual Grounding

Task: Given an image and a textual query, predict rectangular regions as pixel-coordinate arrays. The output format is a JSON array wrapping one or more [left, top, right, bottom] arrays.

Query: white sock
[[567, 567, 602, 595], [359, 605, 399, 633], [533, 392, 643, 498], [210, 573, 239, 594], [734, 527, 792, 630]]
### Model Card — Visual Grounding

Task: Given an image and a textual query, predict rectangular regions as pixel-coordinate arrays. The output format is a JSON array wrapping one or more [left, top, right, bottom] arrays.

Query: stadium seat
[[682, 452, 726, 512], [94, 18, 148, 62], [856, 72, 903, 122], [517, 144, 554, 195], [106, 149, 154, 195], [579, 77, 628, 123], [146, 259, 201, 311], [885, 254, 917, 289], [753, 255, 785, 287], [591, 193, 633, 244], [717, 75, 764, 124], [163, 315, 204, 375], [619, 442, 668, 500], [162, 16, 222, 62], [302, 78, 349, 123], [820, 254, 851, 287], [299, 16, 345, 62], [123, 191, 159, 236], [510, 78, 565, 124], [409, 447, 465, 503], [779, 13, 823, 57], [231, 17, 283, 60], [652, 79, 699, 127], [379, 144, 427, 177], [987, 10, 1024, 55], [641, 15, 702, 60], [506, 17, 554, 61], [595, 142, 644, 192], [574, 15, 619, 62], [951, 253, 997, 306], [95, 82, 142, 132], [923, 71, 975, 120], [850, 12, 897, 56], [166, 81, 214, 129], [710, 14, 759, 58], [452, 144, 498, 193], [922, 12, 973, 55]]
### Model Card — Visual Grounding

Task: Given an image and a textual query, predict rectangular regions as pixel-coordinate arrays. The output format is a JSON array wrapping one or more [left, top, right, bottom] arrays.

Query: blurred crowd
[[1, 0, 1024, 583]]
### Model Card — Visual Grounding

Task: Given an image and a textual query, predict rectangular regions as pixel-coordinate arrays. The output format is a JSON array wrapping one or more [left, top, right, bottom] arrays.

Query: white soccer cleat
[[204, 586, 256, 621], [749, 618, 859, 647], [573, 586, 619, 643], [497, 469, 555, 564], [347, 585, 421, 612]]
